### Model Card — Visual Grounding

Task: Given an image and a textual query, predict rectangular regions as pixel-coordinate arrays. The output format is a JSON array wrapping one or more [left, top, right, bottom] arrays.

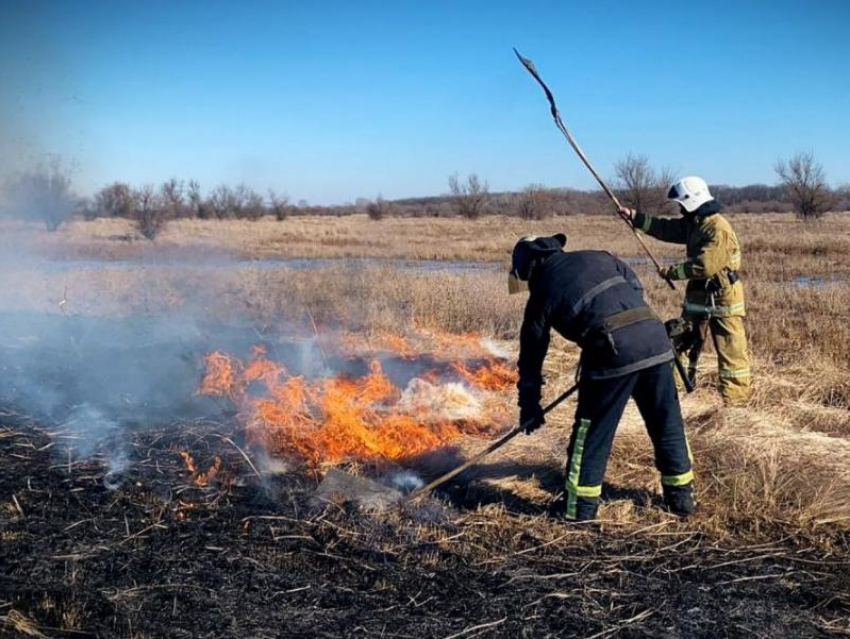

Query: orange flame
[[180, 451, 197, 474], [451, 359, 517, 392], [194, 456, 222, 486], [198, 352, 243, 398], [198, 335, 515, 466], [180, 450, 223, 487]]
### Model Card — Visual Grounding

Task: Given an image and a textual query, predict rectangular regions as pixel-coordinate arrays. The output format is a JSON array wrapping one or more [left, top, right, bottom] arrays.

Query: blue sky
[[1, 0, 848, 204]]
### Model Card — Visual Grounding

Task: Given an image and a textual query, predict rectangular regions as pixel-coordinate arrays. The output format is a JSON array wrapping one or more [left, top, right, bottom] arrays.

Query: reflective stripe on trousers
[[719, 367, 751, 379], [662, 470, 694, 486], [565, 364, 693, 521], [566, 419, 600, 518]]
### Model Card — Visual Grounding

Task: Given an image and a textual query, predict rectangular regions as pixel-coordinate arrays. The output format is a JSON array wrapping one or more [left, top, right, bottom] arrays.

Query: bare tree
[[614, 154, 673, 213], [76, 196, 98, 220], [268, 189, 290, 221], [208, 185, 237, 219], [2, 159, 79, 230], [775, 152, 832, 220], [448, 172, 489, 219], [366, 194, 393, 221], [187, 180, 211, 219], [233, 183, 264, 220], [160, 178, 186, 219], [229, 185, 246, 218], [94, 182, 135, 218], [517, 183, 552, 220], [133, 185, 167, 240], [834, 183, 850, 212]]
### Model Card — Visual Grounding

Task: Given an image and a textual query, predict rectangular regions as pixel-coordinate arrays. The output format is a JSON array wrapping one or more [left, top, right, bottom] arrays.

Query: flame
[[198, 333, 515, 466], [451, 359, 517, 391], [340, 329, 510, 362], [195, 456, 222, 486], [198, 352, 243, 398], [180, 451, 197, 474], [180, 451, 223, 487], [340, 331, 417, 359]]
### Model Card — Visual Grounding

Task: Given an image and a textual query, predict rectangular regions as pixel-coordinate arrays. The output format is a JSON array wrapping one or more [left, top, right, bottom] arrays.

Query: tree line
[[1, 152, 846, 238]]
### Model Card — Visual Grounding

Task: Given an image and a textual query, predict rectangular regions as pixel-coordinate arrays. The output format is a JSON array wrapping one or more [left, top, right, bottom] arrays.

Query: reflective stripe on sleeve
[[683, 301, 746, 316], [670, 263, 687, 280], [730, 251, 741, 269]]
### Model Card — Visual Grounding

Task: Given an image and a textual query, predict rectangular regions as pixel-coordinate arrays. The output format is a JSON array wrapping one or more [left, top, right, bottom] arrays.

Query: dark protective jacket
[[633, 201, 745, 317], [518, 250, 674, 407]]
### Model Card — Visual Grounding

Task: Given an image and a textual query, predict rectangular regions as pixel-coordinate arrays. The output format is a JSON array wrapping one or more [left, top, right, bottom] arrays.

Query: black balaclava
[[511, 233, 567, 282], [680, 200, 724, 219]]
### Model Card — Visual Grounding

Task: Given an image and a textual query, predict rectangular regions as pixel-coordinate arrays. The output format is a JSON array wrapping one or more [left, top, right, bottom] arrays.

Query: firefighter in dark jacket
[[510, 234, 695, 521]]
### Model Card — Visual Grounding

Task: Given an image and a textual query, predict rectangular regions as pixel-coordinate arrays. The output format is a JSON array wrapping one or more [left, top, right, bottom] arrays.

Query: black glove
[[520, 405, 545, 435], [518, 377, 544, 435]]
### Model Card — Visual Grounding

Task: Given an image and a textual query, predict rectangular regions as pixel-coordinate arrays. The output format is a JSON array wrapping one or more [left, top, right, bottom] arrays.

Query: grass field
[[11, 211, 850, 266], [1, 212, 849, 637]]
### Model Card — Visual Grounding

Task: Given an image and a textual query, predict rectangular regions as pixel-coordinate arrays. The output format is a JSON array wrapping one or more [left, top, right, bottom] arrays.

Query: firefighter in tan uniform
[[619, 177, 751, 406]]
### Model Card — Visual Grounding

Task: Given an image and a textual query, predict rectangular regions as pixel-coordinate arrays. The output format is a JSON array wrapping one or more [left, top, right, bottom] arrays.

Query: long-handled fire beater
[[513, 48, 675, 291], [406, 381, 579, 500]]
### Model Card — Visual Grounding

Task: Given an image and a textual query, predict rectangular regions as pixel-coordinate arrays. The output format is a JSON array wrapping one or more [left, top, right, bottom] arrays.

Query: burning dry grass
[[3, 213, 850, 528], [197, 337, 515, 467]]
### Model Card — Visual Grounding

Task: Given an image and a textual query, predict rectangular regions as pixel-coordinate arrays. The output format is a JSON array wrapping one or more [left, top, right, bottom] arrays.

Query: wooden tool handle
[[407, 382, 579, 500]]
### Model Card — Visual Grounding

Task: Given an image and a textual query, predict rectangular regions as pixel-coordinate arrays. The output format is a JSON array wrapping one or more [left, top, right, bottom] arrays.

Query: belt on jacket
[[693, 269, 740, 293], [580, 306, 659, 347]]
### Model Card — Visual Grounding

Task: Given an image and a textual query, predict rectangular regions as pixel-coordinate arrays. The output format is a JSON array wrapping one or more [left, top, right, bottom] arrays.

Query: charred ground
[[1, 415, 848, 639]]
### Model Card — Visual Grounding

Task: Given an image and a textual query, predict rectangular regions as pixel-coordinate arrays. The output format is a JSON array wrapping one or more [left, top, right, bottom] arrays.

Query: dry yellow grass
[[13, 211, 849, 266]]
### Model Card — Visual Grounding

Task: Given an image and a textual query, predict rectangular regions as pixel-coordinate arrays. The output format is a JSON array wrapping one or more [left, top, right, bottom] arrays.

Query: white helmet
[[667, 176, 713, 213]]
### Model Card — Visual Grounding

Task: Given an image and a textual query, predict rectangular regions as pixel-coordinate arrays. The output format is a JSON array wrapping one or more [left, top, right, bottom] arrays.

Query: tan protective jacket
[[633, 210, 745, 317]]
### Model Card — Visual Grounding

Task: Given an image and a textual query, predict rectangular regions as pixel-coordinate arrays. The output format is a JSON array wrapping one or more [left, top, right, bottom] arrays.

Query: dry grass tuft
[[690, 407, 850, 539], [1, 608, 47, 638]]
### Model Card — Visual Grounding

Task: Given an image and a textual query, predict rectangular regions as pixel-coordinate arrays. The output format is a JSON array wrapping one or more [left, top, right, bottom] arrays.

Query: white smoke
[[480, 338, 511, 360], [103, 450, 130, 490], [398, 378, 482, 421], [385, 470, 424, 493]]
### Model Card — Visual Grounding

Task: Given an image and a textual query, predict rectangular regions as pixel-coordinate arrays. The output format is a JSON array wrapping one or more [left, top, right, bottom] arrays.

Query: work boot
[[663, 483, 696, 517], [549, 495, 599, 522], [571, 499, 600, 522]]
